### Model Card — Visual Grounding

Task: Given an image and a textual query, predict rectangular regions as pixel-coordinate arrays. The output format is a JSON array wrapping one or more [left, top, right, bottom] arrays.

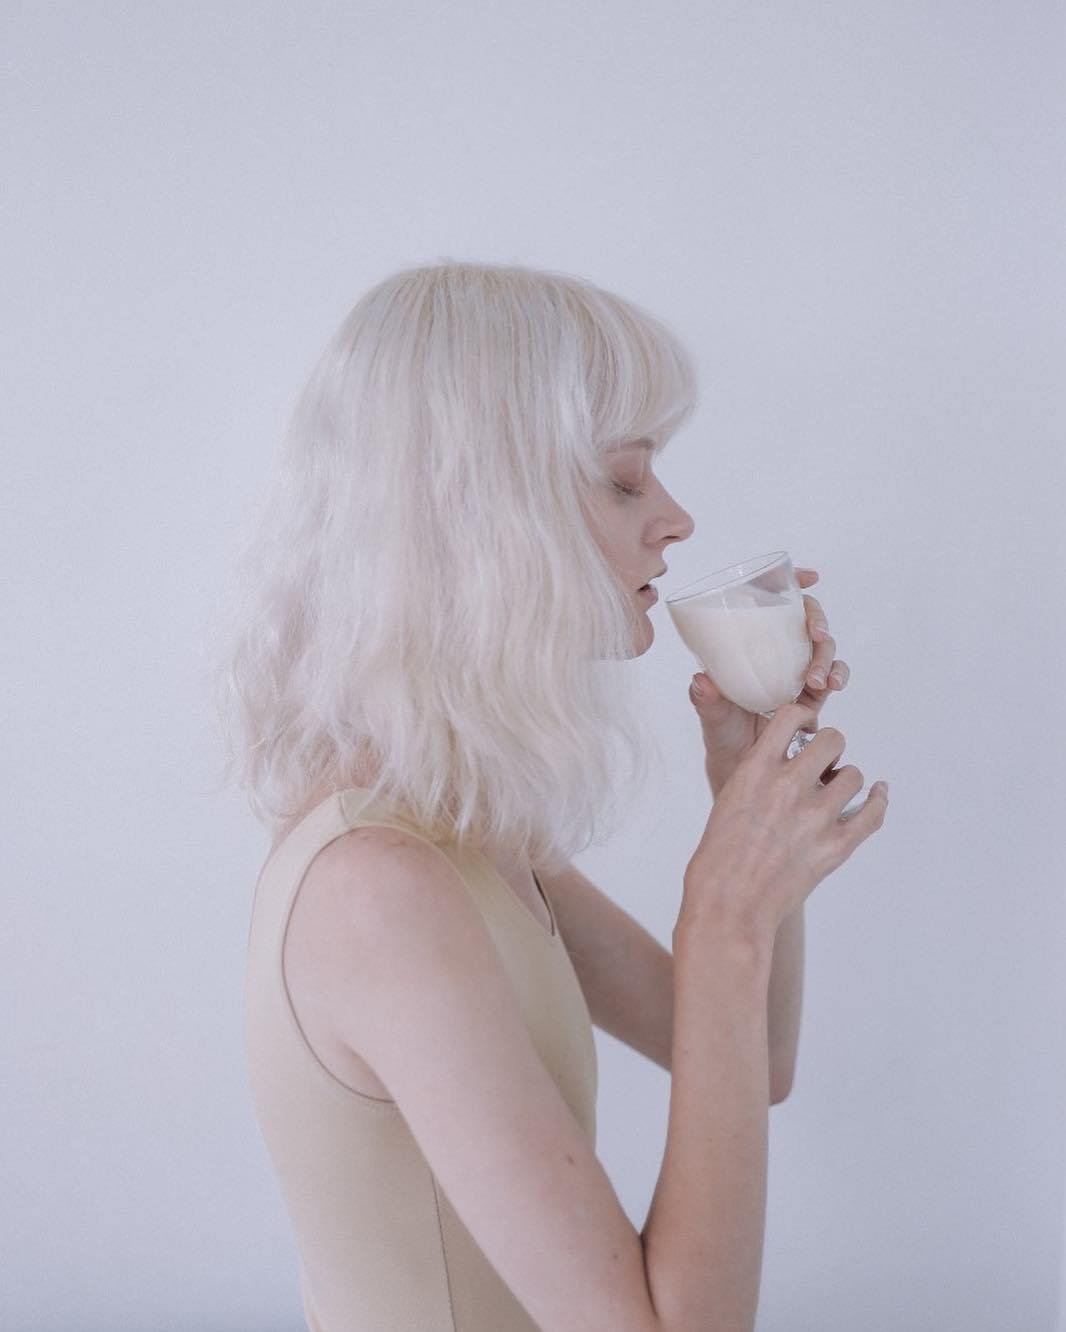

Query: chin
[[605, 597, 656, 660], [628, 611, 655, 658]]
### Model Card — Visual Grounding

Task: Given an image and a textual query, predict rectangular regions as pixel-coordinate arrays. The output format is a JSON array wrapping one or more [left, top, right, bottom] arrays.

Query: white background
[[4, 2, 1064, 1329]]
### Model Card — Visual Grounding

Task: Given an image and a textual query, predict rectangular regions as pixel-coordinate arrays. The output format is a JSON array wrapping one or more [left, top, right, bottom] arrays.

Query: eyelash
[[612, 482, 645, 500]]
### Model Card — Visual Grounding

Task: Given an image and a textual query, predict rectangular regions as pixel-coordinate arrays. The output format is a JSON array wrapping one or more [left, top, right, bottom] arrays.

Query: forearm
[[545, 860, 802, 1096], [709, 765, 805, 1099], [766, 904, 804, 1100], [546, 865, 675, 1069], [642, 910, 774, 1332]]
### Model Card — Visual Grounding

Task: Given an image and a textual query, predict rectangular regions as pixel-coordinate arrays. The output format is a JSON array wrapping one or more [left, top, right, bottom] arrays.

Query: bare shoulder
[[307, 823, 463, 933], [284, 823, 470, 1022], [283, 824, 454, 1100], [298, 823, 503, 991]]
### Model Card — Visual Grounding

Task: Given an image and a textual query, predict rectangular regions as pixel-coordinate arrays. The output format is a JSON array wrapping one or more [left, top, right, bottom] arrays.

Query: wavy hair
[[204, 260, 699, 875]]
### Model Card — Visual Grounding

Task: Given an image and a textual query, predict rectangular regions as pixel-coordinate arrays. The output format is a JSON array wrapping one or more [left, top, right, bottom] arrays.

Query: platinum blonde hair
[[205, 260, 698, 874]]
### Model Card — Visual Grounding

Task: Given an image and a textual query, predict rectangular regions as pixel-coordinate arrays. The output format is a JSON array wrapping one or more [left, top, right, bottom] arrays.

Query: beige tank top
[[242, 786, 598, 1331]]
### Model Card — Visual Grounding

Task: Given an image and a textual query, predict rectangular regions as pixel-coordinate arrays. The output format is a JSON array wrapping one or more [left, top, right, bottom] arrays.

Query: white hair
[[204, 260, 699, 874]]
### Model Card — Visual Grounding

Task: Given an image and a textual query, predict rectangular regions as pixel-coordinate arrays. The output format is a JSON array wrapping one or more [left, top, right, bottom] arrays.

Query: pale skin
[[271, 442, 864, 1329], [553, 439, 850, 1100], [279, 439, 849, 1107]]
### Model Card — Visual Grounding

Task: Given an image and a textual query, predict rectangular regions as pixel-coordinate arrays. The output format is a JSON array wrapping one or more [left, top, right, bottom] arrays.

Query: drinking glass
[[665, 550, 865, 815]]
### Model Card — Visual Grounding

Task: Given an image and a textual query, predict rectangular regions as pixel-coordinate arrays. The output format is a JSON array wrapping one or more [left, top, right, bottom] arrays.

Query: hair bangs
[[564, 282, 699, 465]]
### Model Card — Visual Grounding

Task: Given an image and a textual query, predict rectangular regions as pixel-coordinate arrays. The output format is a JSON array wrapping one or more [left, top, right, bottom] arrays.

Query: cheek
[[581, 495, 616, 555], [577, 486, 602, 531], [580, 484, 638, 572]]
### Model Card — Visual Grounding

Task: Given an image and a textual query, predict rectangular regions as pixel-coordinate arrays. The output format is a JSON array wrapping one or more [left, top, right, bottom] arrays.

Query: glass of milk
[[666, 553, 861, 811]]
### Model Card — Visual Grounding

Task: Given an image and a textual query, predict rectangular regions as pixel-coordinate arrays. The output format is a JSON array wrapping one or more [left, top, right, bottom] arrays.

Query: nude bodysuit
[[242, 786, 598, 1331]]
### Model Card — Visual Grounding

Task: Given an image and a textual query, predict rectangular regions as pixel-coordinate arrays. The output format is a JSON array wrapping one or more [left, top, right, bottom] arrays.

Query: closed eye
[[612, 482, 645, 499]]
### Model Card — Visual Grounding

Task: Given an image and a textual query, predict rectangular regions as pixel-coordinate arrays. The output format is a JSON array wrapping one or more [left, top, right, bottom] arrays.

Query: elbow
[[769, 1067, 794, 1105]]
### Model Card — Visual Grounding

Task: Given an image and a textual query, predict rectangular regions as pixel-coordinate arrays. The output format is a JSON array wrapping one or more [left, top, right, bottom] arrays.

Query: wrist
[[705, 754, 739, 798], [674, 883, 777, 970]]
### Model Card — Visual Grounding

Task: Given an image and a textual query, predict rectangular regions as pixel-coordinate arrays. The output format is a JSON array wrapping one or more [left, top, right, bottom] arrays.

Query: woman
[[212, 261, 887, 1331]]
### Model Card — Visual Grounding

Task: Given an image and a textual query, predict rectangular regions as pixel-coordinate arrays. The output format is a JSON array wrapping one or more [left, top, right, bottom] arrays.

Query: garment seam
[[256, 795, 564, 1110], [430, 1171, 459, 1332], [269, 802, 403, 1113]]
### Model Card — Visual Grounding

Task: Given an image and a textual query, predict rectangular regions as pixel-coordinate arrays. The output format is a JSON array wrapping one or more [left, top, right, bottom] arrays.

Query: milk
[[668, 596, 813, 716]]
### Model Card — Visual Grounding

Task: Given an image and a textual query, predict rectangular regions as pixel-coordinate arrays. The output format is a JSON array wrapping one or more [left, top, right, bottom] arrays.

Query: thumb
[[689, 672, 741, 735], [689, 671, 725, 712]]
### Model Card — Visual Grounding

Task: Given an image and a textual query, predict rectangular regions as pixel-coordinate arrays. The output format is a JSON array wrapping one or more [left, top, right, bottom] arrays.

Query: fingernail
[[690, 674, 705, 696], [829, 670, 843, 687]]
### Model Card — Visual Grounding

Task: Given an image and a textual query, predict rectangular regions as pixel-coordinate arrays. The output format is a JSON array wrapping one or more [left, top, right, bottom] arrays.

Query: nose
[[665, 497, 696, 545]]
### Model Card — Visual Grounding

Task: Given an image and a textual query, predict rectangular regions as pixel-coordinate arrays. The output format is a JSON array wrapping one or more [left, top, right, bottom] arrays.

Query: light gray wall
[[4, 3, 1063, 1329]]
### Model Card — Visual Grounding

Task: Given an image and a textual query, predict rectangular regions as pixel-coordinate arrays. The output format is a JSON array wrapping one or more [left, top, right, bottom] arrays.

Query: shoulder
[[285, 823, 481, 1082], [302, 823, 474, 949], [318, 821, 446, 873], [294, 823, 508, 1073]]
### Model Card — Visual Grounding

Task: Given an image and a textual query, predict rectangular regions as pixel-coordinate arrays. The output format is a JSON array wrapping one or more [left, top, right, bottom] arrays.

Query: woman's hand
[[688, 567, 851, 798]]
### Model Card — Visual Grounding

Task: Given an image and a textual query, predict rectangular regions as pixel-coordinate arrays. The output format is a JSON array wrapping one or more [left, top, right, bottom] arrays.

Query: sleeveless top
[[242, 786, 598, 1332]]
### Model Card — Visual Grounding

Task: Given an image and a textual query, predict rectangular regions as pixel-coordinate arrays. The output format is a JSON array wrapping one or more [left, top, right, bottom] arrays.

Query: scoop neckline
[[466, 843, 558, 943], [264, 786, 559, 943]]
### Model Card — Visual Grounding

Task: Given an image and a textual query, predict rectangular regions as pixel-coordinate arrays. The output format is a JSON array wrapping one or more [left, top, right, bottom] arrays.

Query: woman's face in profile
[[583, 438, 696, 656]]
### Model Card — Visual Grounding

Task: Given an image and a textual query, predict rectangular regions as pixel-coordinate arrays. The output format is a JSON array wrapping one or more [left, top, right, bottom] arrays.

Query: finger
[[835, 781, 890, 842], [794, 722, 846, 777], [795, 680, 828, 709], [795, 567, 819, 586], [806, 632, 837, 690], [827, 659, 849, 690], [802, 595, 833, 687], [689, 671, 728, 710], [763, 701, 820, 756], [821, 762, 864, 809], [802, 593, 829, 640]]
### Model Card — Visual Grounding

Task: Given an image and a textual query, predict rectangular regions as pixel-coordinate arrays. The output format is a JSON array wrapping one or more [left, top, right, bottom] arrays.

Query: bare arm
[[539, 860, 675, 1071], [640, 904, 774, 1331], [540, 860, 803, 1100], [766, 904, 804, 1098], [316, 828, 781, 1332]]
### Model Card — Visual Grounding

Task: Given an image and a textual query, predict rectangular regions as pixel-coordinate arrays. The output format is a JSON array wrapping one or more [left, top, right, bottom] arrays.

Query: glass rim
[[664, 550, 790, 604]]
